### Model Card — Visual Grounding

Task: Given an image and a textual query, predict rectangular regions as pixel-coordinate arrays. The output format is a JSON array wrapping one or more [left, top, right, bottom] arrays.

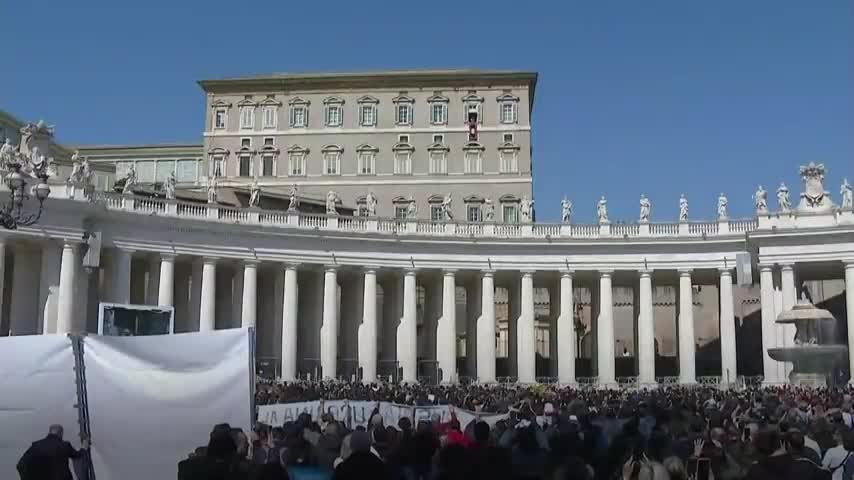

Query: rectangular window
[[290, 106, 307, 127], [262, 106, 277, 129], [429, 151, 446, 174], [324, 152, 340, 175], [240, 107, 255, 129], [241, 138, 251, 149], [359, 105, 376, 126], [503, 133, 514, 143], [394, 206, 408, 219], [500, 150, 518, 173], [503, 205, 518, 224], [214, 109, 227, 129], [358, 152, 375, 175], [467, 205, 482, 222], [394, 151, 411, 175], [289, 153, 305, 176], [398, 134, 409, 144], [430, 103, 447, 125], [432, 134, 444, 144], [264, 137, 274, 147], [396, 104, 412, 125], [357, 205, 369, 217], [155, 160, 176, 183], [212, 155, 225, 177], [466, 103, 482, 124], [325, 105, 342, 127], [500, 102, 517, 124], [430, 205, 444, 222], [262, 154, 274, 177], [464, 151, 482, 174], [239, 155, 251, 177], [176, 159, 198, 183]]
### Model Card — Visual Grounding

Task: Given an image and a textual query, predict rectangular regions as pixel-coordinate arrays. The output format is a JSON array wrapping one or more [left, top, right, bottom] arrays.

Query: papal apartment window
[[358, 151, 375, 175], [290, 105, 308, 128], [432, 134, 444, 144], [264, 137, 274, 147], [465, 103, 482, 124], [430, 205, 444, 222], [359, 105, 376, 127], [325, 104, 342, 127], [394, 205, 408, 219], [500, 102, 517, 124], [464, 150, 482, 174], [262, 154, 274, 176], [500, 150, 519, 173], [398, 134, 410, 144], [396, 103, 413, 125], [262, 106, 277, 129], [212, 155, 226, 177], [289, 153, 305, 176], [241, 138, 251, 149], [239, 154, 251, 177], [429, 150, 447, 175], [240, 107, 255, 129], [324, 151, 341, 175], [503, 133, 514, 143], [394, 151, 412, 175], [503, 205, 518, 224], [467, 204, 482, 222], [214, 109, 227, 129], [430, 103, 447, 125]]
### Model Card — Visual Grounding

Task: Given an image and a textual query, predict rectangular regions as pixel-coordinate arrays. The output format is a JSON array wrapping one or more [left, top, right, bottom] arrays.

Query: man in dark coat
[[17, 424, 89, 480]]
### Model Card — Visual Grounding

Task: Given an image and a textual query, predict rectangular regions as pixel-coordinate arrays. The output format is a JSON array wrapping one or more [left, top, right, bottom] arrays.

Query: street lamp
[[1, 162, 50, 229]]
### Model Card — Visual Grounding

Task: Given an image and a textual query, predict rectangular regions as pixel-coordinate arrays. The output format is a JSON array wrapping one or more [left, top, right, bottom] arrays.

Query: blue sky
[[2, 1, 850, 222]]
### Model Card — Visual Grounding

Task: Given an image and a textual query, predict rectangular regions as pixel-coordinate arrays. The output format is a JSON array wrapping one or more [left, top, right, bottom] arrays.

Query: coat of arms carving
[[798, 162, 832, 210]]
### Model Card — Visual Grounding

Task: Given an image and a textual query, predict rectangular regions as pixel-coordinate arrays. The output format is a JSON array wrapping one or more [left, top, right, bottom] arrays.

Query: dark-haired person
[[747, 428, 828, 480], [17, 424, 89, 480], [822, 427, 854, 480]]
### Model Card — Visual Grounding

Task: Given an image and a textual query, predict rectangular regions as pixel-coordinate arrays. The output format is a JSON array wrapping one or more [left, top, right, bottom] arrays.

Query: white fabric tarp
[[0, 335, 79, 479], [83, 328, 252, 480]]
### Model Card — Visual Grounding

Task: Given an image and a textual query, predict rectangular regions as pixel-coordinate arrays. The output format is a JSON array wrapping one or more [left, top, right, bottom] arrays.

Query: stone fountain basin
[[768, 345, 848, 364]]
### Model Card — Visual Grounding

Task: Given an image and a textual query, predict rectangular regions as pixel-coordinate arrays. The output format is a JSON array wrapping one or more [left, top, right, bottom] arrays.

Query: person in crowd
[[17, 424, 89, 480], [822, 427, 854, 480]]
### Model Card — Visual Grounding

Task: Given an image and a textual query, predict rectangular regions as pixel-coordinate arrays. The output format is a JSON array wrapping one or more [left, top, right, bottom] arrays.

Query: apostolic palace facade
[[1, 70, 852, 387]]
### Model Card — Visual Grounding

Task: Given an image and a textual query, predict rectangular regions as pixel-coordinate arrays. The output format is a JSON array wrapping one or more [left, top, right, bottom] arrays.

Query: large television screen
[[97, 303, 175, 336]]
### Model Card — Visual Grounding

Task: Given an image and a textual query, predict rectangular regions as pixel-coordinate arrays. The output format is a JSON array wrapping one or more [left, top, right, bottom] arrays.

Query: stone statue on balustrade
[[520, 195, 534, 223], [122, 164, 137, 195], [207, 176, 218, 204], [596, 196, 608, 224], [326, 190, 339, 214], [442, 193, 453, 221], [798, 162, 833, 211], [842, 178, 853, 210], [407, 196, 417, 219], [678, 194, 688, 221], [639, 194, 651, 222], [164, 172, 176, 200], [248, 179, 260, 208], [0, 138, 17, 168], [754, 185, 768, 213], [717, 193, 728, 220], [776, 183, 791, 212], [561, 197, 572, 224], [366, 191, 378, 217], [484, 197, 495, 222], [288, 185, 299, 211]]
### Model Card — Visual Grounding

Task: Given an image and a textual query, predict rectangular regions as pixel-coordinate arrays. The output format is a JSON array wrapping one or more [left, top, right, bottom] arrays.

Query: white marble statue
[[717, 193, 728, 220], [484, 197, 495, 221], [122, 164, 137, 195], [407, 196, 417, 219], [639, 194, 651, 222], [69, 151, 83, 184], [754, 185, 768, 213], [442, 193, 453, 221], [326, 190, 339, 214], [842, 178, 853, 210], [519, 195, 534, 223], [248, 179, 260, 207], [165, 172, 176, 200], [596, 196, 608, 223], [288, 185, 299, 211], [207, 176, 218, 204], [678, 194, 688, 221], [560, 197, 572, 224], [776, 183, 791, 212], [366, 191, 378, 217], [0, 138, 16, 165]]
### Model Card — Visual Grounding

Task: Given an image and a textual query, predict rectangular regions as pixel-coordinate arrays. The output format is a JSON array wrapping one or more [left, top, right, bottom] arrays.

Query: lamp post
[[1, 162, 50, 229]]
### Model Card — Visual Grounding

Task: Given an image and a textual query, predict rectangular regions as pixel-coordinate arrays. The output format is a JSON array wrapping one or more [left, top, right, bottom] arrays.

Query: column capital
[[779, 263, 795, 272], [201, 256, 219, 265], [323, 265, 339, 273], [242, 259, 261, 267], [638, 269, 653, 277], [843, 260, 854, 269], [442, 268, 457, 276], [402, 267, 418, 275], [481, 269, 496, 277], [560, 269, 575, 277], [363, 266, 379, 274], [718, 267, 734, 276], [160, 252, 177, 261], [520, 269, 535, 277], [677, 268, 693, 276], [599, 269, 614, 276], [757, 262, 775, 272]]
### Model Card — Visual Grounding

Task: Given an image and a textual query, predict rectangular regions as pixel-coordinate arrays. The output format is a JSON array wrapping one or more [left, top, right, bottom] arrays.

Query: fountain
[[768, 299, 848, 386]]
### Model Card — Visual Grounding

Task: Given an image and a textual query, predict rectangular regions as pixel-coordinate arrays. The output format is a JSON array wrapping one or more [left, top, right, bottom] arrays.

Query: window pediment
[[356, 144, 379, 153], [391, 196, 411, 204], [427, 143, 449, 152], [463, 141, 485, 151], [259, 96, 282, 107], [496, 93, 520, 103], [499, 141, 520, 150], [427, 194, 445, 203], [393, 142, 414, 152], [237, 96, 258, 107], [357, 95, 379, 104], [393, 93, 414, 104], [287, 144, 309, 154], [464, 195, 485, 203], [462, 93, 484, 103], [499, 194, 520, 203], [260, 145, 280, 154], [289, 97, 310, 106], [211, 99, 232, 108], [427, 93, 449, 103], [321, 144, 343, 153], [208, 147, 229, 155], [323, 96, 345, 105]]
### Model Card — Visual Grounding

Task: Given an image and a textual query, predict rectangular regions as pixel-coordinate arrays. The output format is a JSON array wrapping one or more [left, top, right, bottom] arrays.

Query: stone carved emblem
[[798, 162, 832, 210]]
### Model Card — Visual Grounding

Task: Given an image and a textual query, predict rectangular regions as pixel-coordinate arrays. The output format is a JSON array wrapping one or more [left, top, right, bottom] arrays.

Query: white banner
[[0, 335, 79, 480], [256, 401, 319, 426], [84, 328, 253, 480]]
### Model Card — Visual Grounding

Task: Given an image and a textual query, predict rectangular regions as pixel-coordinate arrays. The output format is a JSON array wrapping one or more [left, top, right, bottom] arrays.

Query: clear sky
[[2, 1, 850, 222]]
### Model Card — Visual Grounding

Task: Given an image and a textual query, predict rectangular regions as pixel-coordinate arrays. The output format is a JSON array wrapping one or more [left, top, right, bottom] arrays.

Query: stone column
[[677, 269, 696, 384], [518, 271, 536, 383], [39, 243, 61, 335], [437, 269, 457, 383], [320, 266, 339, 379], [719, 268, 737, 384], [399, 269, 418, 382], [780, 263, 798, 354], [158, 254, 175, 307], [146, 256, 160, 306], [281, 264, 299, 381], [56, 242, 78, 334], [843, 261, 854, 385], [638, 270, 656, 385], [0, 241, 5, 333], [359, 268, 378, 383], [241, 260, 258, 328], [759, 264, 779, 384], [557, 271, 576, 384], [111, 248, 133, 304], [597, 270, 616, 386], [199, 257, 217, 332], [478, 271, 496, 383]]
